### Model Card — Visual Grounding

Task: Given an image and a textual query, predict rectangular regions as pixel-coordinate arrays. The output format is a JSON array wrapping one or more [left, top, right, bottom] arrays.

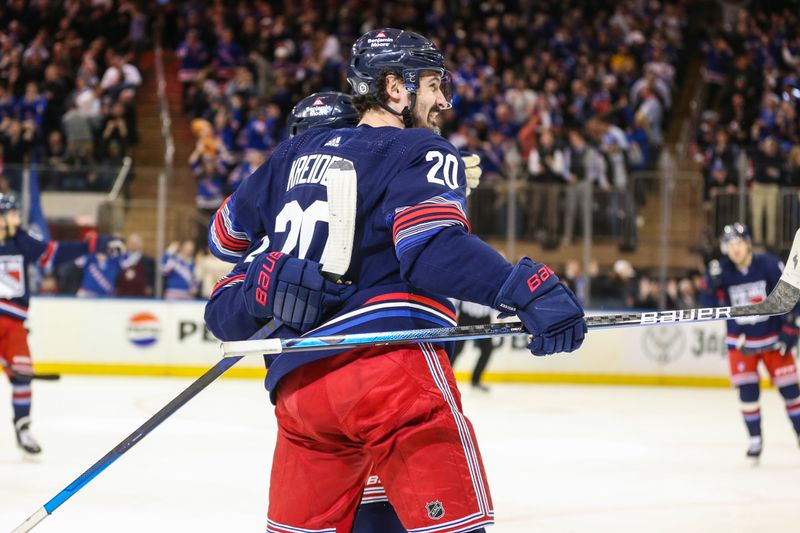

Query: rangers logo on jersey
[[729, 281, 768, 325], [0, 255, 25, 298]]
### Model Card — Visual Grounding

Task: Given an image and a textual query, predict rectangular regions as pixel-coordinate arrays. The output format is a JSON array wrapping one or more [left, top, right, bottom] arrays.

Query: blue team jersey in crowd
[[0, 230, 96, 320], [703, 253, 795, 350], [205, 125, 513, 394], [162, 253, 196, 299], [76, 253, 122, 297]]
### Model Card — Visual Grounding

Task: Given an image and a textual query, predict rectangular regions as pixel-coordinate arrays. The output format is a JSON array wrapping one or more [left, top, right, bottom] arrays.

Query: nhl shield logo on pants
[[426, 500, 445, 520]]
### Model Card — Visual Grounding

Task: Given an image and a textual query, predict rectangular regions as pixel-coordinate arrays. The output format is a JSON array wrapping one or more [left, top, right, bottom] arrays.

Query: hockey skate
[[746, 435, 762, 463], [15, 418, 42, 455]]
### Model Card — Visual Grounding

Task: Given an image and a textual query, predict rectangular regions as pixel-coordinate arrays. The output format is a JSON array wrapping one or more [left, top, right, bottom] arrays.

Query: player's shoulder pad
[[755, 252, 783, 270], [395, 128, 458, 156], [718, 256, 737, 274], [283, 127, 334, 155]]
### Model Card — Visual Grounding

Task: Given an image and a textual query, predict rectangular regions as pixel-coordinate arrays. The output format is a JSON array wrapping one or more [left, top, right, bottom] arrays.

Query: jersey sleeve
[[382, 131, 513, 307], [207, 162, 270, 262], [204, 242, 269, 341], [12, 229, 101, 270], [12, 229, 49, 264]]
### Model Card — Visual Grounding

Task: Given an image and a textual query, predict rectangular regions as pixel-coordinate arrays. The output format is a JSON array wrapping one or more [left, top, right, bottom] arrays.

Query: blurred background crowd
[[0, 0, 144, 192], [0, 0, 797, 311]]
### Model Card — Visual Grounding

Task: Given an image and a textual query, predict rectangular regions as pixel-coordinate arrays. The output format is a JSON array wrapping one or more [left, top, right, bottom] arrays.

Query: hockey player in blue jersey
[[702, 222, 800, 459], [204, 28, 585, 532], [0, 193, 122, 454], [209, 91, 482, 263]]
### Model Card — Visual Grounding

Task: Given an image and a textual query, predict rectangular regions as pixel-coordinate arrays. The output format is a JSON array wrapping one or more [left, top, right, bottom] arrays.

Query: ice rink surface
[[2, 375, 799, 533]]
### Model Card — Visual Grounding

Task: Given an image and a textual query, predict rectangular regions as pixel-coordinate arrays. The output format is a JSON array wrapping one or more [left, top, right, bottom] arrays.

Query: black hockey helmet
[[0, 192, 20, 214], [347, 28, 452, 126], [287, 92, 359, 138], [720, 221, 752, 254]]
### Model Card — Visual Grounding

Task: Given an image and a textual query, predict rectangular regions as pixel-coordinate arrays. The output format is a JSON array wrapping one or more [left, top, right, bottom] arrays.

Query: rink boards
[[27, 297, 737, 386]]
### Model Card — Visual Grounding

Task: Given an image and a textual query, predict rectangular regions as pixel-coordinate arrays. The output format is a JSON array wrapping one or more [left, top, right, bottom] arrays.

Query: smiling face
[[411, 71, 450, 133]]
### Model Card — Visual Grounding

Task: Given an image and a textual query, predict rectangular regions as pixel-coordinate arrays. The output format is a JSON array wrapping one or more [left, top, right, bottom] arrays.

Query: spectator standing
[[75, 248, 124, 298], [61, 100, 94, 166], [527, 129, 565, 242], [703, 130, 739, 202], [562, 128, 609, 245], [750, 136, 783, 248], [116, 233, 155, 297], [162, 240, 197, 300]]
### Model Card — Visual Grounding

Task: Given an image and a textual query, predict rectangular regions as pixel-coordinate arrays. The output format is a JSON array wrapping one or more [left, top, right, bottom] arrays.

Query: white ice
[[1, 375, 799, 533]]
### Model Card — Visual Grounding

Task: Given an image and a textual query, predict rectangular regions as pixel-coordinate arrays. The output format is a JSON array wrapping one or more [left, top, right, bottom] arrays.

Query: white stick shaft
[[221, 337, 283, 357], [12, 507, 48, 533]]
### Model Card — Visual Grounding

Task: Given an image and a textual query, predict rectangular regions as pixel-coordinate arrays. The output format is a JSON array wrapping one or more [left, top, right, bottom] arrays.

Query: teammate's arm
[[204, 238, 355, 340], [12, 228, 123, 271], [208, 161, 270, 262]]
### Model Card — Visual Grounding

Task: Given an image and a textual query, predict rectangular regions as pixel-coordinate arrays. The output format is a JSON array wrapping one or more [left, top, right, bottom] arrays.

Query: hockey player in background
[[0, 193, 122, 454], [205, 28, 586, 532], [702, 222, 800, 459]]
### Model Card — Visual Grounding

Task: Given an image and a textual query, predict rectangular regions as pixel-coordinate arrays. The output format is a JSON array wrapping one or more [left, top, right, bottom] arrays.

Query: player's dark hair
[[351, 70, 396, 117]]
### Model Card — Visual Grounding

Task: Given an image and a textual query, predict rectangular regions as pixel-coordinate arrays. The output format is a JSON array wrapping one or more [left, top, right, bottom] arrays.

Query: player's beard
[[412, 104, 441, 135]]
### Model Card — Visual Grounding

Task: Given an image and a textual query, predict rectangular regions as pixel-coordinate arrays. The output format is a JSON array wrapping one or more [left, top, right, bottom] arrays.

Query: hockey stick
[[12, 160, 358, 533], [221, 229, 800, 358], [1, 361, 61, 381]]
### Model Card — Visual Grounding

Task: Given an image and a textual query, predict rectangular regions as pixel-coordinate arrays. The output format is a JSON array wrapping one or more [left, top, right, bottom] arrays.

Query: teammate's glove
[[778, 316, 799, 357], [494, 258, 587, 356], [460, 151, 482, 196], [242, 251, 356, 332], [706, 259, 722, 289]]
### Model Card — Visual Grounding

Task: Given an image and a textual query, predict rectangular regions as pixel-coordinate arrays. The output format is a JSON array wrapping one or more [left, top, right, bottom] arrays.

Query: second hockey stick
[[11, 154, 359, 533], [221, 229, 800, 358], [0, 360, 60, 381]]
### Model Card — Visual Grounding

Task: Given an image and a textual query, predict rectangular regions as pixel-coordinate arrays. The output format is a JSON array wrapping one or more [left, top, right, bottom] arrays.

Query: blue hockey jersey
[[162, 252, 196, 299], [204, 125, 514, 393], [0, 230, 102, 320], [702, 253, 795, 350]]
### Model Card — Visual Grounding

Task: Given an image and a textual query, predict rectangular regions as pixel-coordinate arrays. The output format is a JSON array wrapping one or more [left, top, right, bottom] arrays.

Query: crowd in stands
[[562, 257, 702, 311], [0, 0, 143, 193], [38, 232, 230, 301], [695, 4, 800, 250], [173, 0, 687, 231]]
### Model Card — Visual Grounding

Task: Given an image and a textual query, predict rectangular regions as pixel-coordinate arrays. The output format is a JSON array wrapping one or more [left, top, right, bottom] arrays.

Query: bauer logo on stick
[[639, 307, 732, 324]]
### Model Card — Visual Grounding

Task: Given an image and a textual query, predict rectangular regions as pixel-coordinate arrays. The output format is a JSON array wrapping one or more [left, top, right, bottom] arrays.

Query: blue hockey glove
[[242, 251, 356, 332], [779, 316, 799, 357], [494, 258, 587, 356]]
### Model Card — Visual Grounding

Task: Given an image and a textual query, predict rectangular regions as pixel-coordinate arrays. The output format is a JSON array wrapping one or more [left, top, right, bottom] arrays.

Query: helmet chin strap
[[379, 86, 417, 128], [401, 93, 416, 128]]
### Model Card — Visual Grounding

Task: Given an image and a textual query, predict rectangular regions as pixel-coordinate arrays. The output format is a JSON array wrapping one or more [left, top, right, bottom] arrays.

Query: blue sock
[[779, 384, 800, 435], [739, 383, 761, 437], [10, 379, 32, 424]]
